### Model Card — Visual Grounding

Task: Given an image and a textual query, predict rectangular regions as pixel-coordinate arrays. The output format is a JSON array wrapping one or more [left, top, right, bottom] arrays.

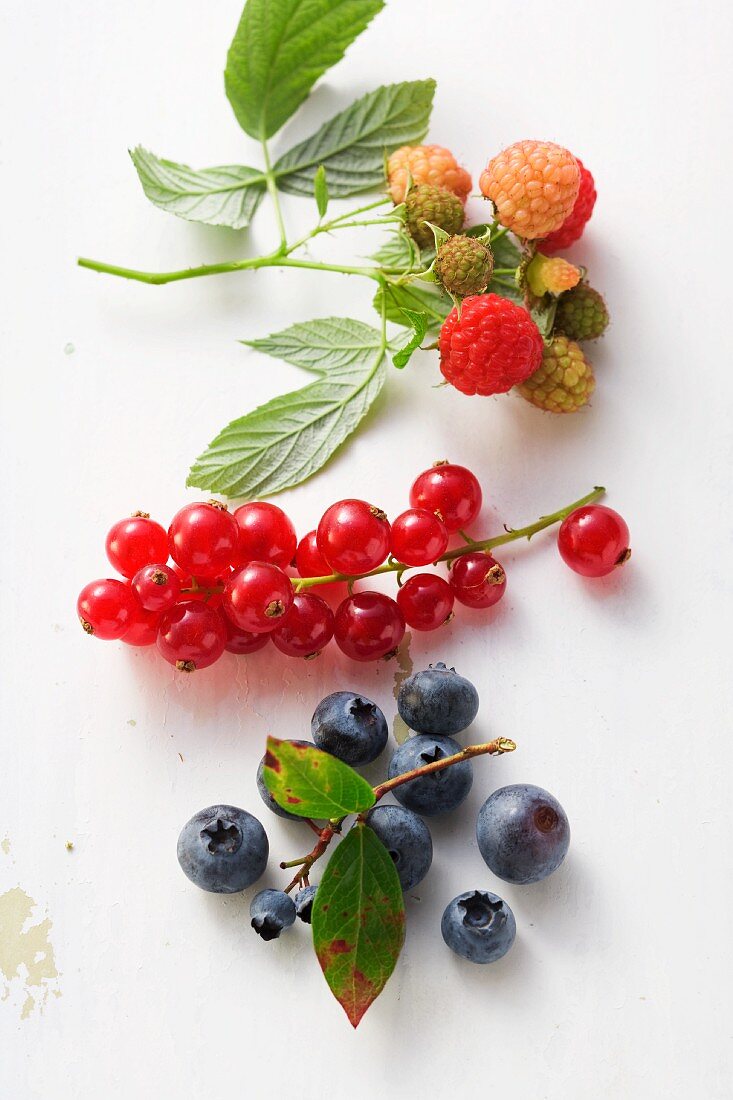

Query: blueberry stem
[[370, 737, 516, 803]]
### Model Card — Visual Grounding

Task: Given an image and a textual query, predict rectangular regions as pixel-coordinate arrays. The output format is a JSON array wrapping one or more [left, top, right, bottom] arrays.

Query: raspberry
[[526, 253, 581, 297], [405, 184, 465, 249], [434, 236, 494, 298], [387, 144, 472, 205], [439, 294, 544, 396], [555, 284, 609, 341], [516, 335, 595, 413], [479, 141, 580, 240], [541, 158, 596, 253]]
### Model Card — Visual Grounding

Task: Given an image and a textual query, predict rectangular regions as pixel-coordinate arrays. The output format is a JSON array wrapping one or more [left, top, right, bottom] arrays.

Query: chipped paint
[[0, 888, 60, 1018], [392, 632, 413, 744], [1, 838, 9, 856]]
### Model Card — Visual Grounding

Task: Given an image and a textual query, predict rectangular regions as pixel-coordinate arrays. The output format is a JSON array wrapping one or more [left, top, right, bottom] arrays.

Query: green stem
[[77, 253, 380, 285], [262, 139, 287, 253], [294, 486, 605, 590], [493, 268, 517, 276]]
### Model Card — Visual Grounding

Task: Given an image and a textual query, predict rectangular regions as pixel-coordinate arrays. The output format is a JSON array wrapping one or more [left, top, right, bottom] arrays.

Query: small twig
[[371, 737, 516, 802]]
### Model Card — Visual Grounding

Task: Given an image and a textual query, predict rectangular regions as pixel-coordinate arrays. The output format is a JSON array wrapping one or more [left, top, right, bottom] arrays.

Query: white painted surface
[[1, 1, 731, 1096]]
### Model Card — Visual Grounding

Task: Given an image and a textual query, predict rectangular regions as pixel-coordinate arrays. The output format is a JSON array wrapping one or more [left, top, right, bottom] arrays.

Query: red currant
[[271, 593, 334, 658], [449, 552, 507, 608], [132, 563, 181, 612], [233, 502, 297, 569], [222, 562, 294, 633], [157, 601, 226, 672], [168, 501, 239, 577], [121, 606, 162, 647], [317, 499, 391, 575], [409, 463, 482, 532], [396, 573, 454, 631], [224, 619, 270, 655], [333, 592, 405, 661], [295, 530, 343, 595], [169, 564, 228, 608], [105, 513, 168, 578], [558, 505, 631, 578], [390, 509, 449, 566], [77, 578, 140, 640]]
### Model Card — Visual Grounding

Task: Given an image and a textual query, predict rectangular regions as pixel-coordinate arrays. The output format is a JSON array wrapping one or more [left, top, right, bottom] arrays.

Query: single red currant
[[295, 531, 343, 595], [396, 573, 454, 631], [271, 593, 334, 658], [105, 513, 168, 578], [157, 601, 227, 672], [333, 592, 405, 661], [168, 501, 239, 577], [222, 562, 294, 633], [409, 463, 482, 532], [77, 578, 140, 640], [449, 552, 507, 608], [390, 509, 449, 567], [233, 502, 297, 569], [316, 499, 391, 575], [121, 606, 162, 647], [558, 505, 631, 578], [224, 619, 270, 655], [131, 563, 182, 612]]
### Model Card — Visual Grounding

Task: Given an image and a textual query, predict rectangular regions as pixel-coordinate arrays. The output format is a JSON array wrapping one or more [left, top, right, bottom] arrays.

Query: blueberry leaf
[[225, 0, 385, 140], [312, 823, 405, 1027], [262, 737, 376, 819], [274, 80, 436, 198], [129, 147, 265, 229], [392, 308, 428, 369], [187, 318, 387, 498]]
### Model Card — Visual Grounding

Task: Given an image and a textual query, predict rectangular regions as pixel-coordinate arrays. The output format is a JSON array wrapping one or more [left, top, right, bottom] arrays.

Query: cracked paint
[[0, 887, 60, 1018]]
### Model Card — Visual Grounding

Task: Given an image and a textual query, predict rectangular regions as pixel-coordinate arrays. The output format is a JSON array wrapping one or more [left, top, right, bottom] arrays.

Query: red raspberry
[[439, 295, 544, 396], [541, 158, 596, 253]]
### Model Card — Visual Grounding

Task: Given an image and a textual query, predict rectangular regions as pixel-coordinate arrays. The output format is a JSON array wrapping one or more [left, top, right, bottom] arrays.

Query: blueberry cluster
[[176, 664, 570, 966]]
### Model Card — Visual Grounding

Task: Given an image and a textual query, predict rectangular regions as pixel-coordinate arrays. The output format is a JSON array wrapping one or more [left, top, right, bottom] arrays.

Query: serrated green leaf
[[130, 147, 265, 229], [370, 231, 420, 273], [274, 80, 435, 197], [313, 824, 405, 1027], [392, 308, 428, 369], [375, 281, 450, 337], [225, 0, 384, 140], [187, 318, 387, 498], [263, 737, 375, 818], [491, 232, 522, 270], [314, 165, 329, 218]]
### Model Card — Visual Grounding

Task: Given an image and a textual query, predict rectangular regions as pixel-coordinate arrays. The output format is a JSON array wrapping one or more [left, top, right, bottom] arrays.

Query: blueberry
[[397, 662, 479, 737], [365, 804, 433, 890], [294, 884, 318, 924], [311, 691, 388, 766], [387, 734, 472, 816], [177, 805, 268, 893], [441, 890, 516, 963], [477, 784, 570, 884], [250, 889, 296, 940], [256, 739, 317, 820]]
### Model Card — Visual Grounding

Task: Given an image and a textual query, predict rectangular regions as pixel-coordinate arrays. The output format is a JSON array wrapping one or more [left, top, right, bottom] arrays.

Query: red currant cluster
[[77, 464, 630, 672]]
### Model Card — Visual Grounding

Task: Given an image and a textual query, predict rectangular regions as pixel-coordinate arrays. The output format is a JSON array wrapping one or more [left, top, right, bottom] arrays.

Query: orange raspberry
[[526, 253, 582, 297], [479, 141, 580, 239], [387, 144, 472, 205], [516, 335, 595, 413]]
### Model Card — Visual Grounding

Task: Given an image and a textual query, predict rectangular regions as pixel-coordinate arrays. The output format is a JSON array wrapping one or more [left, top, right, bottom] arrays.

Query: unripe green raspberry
[[555, 284, 609, 341], [404, 184, 465, 248], [434, 236, 494, 297], [516, 335, 595, 413]]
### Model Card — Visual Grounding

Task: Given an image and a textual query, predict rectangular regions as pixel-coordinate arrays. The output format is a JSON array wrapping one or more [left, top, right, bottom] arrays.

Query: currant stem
[[294, 486, 606, 591]]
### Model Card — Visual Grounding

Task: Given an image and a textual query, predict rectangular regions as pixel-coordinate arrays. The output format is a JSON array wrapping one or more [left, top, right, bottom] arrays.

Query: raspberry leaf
[[314, 165, 329, 219], [312, 823, 405, 1027], [225, 0, 385, 140], [370, 231, 421, 273], [129, 148, 266, 229], [274, 80, 436, 198], [262, 737, 375, 818], [392, 309, 429, 369], [187, 318, 387, 498], [375, 281, 450, 337]]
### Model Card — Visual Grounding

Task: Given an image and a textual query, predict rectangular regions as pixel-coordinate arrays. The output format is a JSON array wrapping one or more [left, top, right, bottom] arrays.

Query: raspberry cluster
[[77, 468, 631, 672]]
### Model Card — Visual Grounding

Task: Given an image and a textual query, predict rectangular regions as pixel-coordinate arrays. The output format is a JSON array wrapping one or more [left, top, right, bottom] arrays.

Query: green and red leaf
[[262, 736, 375, 819], [312, 823, 405, 1027]]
